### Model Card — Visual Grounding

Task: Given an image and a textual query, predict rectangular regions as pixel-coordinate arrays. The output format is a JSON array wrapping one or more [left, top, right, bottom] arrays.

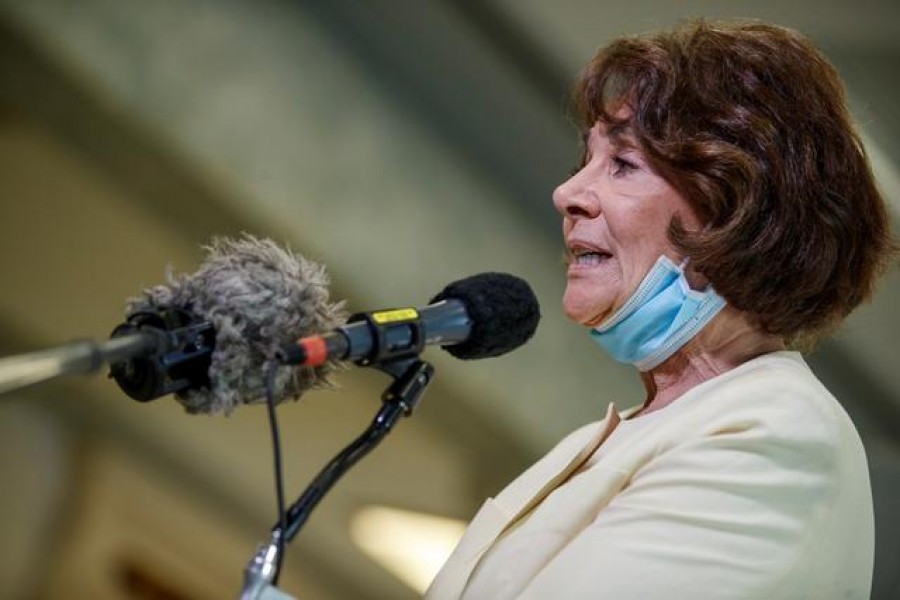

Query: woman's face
[[553, 119, 702, 327]]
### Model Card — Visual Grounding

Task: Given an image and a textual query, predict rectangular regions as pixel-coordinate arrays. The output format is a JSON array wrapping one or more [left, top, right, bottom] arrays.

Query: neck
[[636, 307, 785, 417]]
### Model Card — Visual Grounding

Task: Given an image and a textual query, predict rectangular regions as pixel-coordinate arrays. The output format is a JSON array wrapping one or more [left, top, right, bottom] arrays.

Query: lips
[[566, 241, 613, 268]]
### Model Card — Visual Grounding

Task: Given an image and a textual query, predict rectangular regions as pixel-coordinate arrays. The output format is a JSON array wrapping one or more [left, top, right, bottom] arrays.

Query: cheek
[[616, 189, 688, 249], [608, 204, 681, 282], [611, 204, 669, 252]]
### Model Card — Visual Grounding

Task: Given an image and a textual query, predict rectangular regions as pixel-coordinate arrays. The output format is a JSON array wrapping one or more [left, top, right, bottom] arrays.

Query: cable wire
[[264, 362, 287, 584]]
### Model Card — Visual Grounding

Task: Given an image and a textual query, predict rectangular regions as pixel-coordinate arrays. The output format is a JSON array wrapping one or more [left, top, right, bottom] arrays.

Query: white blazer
[[426, 352, 873, 599]]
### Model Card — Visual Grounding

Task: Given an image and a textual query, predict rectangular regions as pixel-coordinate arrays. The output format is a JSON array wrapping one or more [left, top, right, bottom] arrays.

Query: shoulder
[[671, 351, 855, 447], [624, 351, 870, 516]]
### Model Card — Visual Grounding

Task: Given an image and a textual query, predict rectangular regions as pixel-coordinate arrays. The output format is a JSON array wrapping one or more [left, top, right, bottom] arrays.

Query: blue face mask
[[589, 256, 726, 371]]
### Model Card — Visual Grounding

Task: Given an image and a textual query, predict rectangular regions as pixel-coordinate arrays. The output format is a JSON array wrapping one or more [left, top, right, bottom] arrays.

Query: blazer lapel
[[426, 403, 622, 600], [498, 402, 621, 534]]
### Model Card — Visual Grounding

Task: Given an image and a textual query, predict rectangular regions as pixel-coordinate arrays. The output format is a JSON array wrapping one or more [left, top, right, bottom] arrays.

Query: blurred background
[[0, 1, 897, 598]]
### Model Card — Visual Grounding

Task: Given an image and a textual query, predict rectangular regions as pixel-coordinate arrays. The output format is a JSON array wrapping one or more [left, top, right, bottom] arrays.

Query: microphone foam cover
[[127, 235, 346, 415], [431, 272, 540, 360]]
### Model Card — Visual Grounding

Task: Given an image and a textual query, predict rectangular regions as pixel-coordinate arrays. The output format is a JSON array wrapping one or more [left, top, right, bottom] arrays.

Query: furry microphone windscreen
[[126, 235, 347, 415]]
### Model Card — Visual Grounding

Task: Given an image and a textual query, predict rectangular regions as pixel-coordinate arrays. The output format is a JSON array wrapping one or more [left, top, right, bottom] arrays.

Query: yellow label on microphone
[[371, 308, 419, 324]]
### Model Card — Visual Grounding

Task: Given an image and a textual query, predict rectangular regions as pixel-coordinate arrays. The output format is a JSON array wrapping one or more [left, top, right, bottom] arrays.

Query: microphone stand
[[240, 356, 435, 600]]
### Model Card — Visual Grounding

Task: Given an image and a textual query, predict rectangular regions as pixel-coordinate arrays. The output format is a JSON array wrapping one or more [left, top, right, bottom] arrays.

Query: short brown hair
[[574, 20, 895, 345]]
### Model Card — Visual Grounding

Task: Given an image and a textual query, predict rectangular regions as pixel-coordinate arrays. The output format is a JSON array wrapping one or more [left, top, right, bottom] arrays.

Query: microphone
[[279, 272, 541, 367], [109, 235, 347, 415]]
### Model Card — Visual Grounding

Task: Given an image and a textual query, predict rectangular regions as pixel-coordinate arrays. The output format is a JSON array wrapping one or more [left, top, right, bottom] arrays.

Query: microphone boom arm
[[0, 334, 153, 396], [0, 306, 216, 401]]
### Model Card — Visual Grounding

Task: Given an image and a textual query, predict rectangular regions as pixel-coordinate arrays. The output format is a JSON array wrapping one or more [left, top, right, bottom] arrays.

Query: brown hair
[[574, 19, 895, 345]]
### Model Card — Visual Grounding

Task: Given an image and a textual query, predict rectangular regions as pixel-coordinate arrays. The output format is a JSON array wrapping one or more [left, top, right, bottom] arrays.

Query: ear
[[683, 261, 711, 291]]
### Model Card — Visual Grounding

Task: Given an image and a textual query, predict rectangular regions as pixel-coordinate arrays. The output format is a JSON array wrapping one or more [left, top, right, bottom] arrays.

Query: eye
[[611, 155, 638, 176]]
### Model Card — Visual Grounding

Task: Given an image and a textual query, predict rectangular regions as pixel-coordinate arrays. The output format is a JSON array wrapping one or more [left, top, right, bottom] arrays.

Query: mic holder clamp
[[347, 308, 426, 366], [244, 355, 435, 594], [109, 307, 215, 402], [376, 356, 433, 415]]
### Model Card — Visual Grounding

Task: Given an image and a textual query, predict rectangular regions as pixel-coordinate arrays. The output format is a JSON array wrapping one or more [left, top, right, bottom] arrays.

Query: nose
[[552, 171, 601, 220]]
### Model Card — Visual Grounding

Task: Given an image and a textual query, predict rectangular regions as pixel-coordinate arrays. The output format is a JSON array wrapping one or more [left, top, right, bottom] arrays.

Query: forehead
[[584, 119, 637, 149]]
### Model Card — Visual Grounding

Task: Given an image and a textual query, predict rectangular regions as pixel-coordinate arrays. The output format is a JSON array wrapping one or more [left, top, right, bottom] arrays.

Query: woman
[[427, 20, 894, 600]]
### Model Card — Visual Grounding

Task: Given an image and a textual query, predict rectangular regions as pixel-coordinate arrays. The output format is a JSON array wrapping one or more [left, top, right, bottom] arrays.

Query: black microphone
[[279, 273, 541, 367]]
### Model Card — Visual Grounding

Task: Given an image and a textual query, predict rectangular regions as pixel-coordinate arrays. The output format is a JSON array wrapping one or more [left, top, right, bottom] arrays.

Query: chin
[[562, 289, 612, 327]]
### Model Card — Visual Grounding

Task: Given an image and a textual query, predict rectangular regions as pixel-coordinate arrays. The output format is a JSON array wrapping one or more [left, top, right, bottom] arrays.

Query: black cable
[[264, 362, 287, 584]]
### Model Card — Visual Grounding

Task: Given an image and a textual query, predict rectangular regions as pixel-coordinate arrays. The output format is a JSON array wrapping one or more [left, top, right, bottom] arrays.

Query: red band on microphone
[[299, 336, 328, 367]]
